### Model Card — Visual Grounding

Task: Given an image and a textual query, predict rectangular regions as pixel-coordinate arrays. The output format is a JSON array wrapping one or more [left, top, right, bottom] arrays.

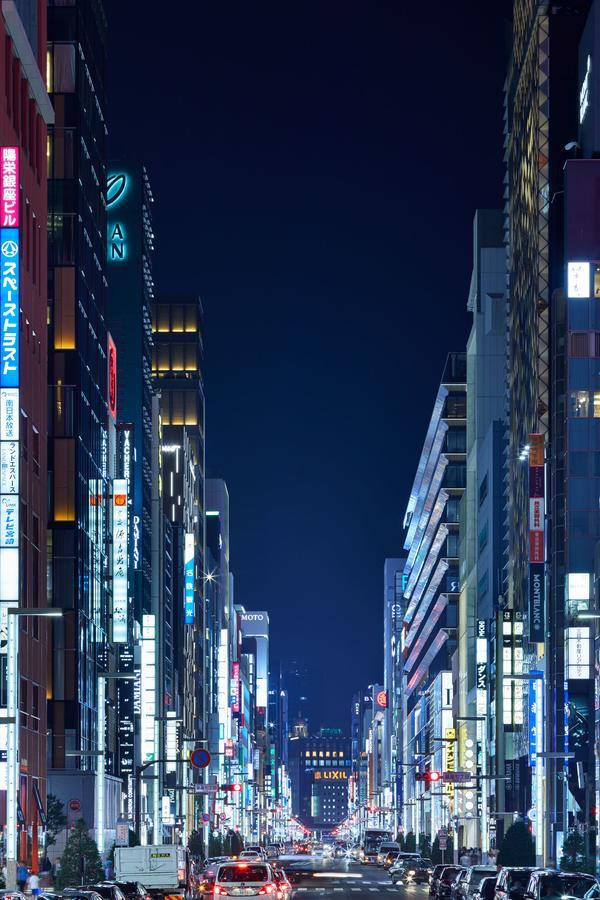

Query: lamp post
[[5, 608, 63, 890]]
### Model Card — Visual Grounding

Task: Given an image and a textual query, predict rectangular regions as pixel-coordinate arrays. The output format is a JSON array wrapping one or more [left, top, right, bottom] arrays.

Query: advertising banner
[[528, 434, 545, 640]]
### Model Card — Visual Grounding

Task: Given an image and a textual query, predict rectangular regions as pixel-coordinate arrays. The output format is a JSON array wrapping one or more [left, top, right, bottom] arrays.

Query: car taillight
[[258, 885, 275, 895], [214, 888, 228, 896]]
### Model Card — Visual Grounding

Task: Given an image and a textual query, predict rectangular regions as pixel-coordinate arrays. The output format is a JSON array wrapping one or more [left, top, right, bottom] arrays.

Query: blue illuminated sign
[[528, 671, 543, 767], [184, 532, 194, 624], [0, 229, 19, 387]]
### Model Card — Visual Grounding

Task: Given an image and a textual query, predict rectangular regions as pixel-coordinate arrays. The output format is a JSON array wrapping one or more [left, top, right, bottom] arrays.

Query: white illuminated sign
[[567, 626, 590, 679], [141, 614, 156, 762], [112, 478, 128, 642], [568, 261, 590, 298], [0, 440, 18, 493], [0, 494, 18, 547], [566, 572, 590, 602], [580, 55, 591, 124], [0, 389, 18, 439]]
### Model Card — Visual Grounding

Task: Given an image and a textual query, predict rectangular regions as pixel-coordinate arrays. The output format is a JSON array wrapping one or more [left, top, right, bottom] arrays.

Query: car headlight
[[409, 871, 416, 876]]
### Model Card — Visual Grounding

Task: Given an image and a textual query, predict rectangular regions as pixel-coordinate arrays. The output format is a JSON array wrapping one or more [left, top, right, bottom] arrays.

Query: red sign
[[68, 799, 81, 812], [225, 738, 234, 758], [1, 147, 18, 227], [190, 747, 211, 769], [530, 531, 545, 564], [376, 690, 388, 709], [108, 333, 117, 421]]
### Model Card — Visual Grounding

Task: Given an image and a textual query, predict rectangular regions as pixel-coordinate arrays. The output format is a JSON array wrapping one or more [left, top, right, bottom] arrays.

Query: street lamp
[[5, 608, 63, 890]]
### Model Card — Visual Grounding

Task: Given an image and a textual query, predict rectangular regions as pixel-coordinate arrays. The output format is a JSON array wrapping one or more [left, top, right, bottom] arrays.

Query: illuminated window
[[570, 391, 589, 418], [594, 393, 600, 418]]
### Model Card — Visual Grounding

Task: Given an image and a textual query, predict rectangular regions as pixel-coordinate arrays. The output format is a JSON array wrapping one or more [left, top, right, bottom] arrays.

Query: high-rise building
[[382, 558, 406, 837], [45, 0, 120, 852], [401, 352, 466, 841], [461, 210, 506, 852], [152, 293, 206, 838], [505, 0, 593, 864], [288, 731, 351, 830], [0, 0, 53, 880]]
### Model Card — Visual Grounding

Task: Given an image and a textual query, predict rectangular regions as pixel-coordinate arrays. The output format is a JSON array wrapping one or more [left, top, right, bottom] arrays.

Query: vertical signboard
[[231, 661, 241, 714], [107, 333, 117, 422], [0, 147, 18, 863], [141, 614, 156, 762], [112, 478, 128, 642], [476, 620, 487, 716], [184, 532, 194, 624], [528, 434, 545, 641]]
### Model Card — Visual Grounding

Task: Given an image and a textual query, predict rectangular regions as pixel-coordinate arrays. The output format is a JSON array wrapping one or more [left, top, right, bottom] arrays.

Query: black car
[[431, 866, 451, 897], [108, 884, 150, 900], [436, 868, 465, 900], [404, 860, 434, 885], [473, 878, 498, 900], [65, 888, 126, 900], [495, 868, 537, 900], [524, 871, 597, 900]]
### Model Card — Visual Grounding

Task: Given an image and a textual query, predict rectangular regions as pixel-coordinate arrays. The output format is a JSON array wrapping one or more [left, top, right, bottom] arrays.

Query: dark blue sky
[[108, 1, 509, 730]]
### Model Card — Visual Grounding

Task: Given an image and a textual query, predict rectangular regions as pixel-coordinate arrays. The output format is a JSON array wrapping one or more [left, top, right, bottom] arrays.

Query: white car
[[214, 861, 275, 897]]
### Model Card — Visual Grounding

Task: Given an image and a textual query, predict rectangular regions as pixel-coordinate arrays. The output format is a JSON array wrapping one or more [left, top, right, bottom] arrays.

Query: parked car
[[435, 867, 464, 900], [495, 868, 537, 900], [0, 892, 28, 900], [473, 878, 498, 900], [108, 883, 150, 900], [451, 869, 469, 900], [431, 866, 452, 897], [66, 887, 126, 900], [61, 892, 104, 900], [214, 862, 274, 898], [458, 868, 500, 900], [524, 871, 597, 900]]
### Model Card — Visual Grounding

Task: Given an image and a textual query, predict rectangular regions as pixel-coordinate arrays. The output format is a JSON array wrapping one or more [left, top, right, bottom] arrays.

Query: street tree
[[56, 819, 103, 888], [497, 821, 535, 867]]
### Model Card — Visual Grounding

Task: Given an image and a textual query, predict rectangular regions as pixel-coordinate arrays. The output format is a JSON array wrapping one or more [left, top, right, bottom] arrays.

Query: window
[[594, 393, 600, 418], [571, 333, 590, 358], [570, 391, 590, 417], [595, 265, 600, 298], [479, 474, 488, 506], [32, 428, 40, 476], [31, 684, 39, 731], [52, 43, 76, 92], [478, 570, 489, 601], [478, 521, 489, 555]]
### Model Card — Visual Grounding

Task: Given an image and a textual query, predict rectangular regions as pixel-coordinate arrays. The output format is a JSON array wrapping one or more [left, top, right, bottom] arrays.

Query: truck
[[114, 845, 191, 900]]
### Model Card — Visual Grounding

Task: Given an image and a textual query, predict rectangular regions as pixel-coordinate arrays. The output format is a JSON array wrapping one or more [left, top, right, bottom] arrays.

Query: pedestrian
[[28, 871, 41, 897], [17, 862, 28, 892], [459, 848, 470, 867]]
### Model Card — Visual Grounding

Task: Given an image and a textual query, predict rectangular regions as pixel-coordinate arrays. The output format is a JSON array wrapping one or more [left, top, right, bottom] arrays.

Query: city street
[[281, 859, 429, 899]]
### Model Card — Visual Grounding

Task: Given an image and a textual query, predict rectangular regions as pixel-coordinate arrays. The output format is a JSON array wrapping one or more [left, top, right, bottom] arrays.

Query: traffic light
[[415, 770, 442, 783], [222, 783, 243, 793]]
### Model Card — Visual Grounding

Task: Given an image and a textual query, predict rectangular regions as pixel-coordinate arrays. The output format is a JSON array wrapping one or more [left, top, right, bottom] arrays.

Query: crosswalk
[[294, 886, 403, 893]]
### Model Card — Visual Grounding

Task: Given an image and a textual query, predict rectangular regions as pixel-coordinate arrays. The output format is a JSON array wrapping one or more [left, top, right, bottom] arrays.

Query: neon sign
[[1, 230, 19, 387], [1, 148, 18, 228], [184, 533, 194, 624], [107, 173, 128, 262], [108, 334, 117, 421], [112, 478, 128, 642]]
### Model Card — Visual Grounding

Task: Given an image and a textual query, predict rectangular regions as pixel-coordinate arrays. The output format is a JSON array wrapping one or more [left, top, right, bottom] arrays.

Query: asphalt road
[[280, 857, 430, 900]]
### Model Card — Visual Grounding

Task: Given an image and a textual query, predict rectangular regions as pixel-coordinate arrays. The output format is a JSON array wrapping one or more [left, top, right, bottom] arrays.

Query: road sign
[[438, 828, 447, 850], [68, 799, 81, 812], [193, 783, 219, 794], [202, 813, 210, 823], [190, 747, 211, 769], [442, 771, 472, 783]]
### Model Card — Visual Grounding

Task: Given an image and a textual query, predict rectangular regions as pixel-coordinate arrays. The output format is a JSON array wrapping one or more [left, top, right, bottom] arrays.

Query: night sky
[[108, 1, 509, 731]]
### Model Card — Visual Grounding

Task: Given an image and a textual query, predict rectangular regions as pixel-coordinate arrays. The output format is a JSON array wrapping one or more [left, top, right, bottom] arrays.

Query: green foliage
[[209, 834, 224, 857], [188, 830, 205, 858], [56, 819, 103, 888], [404, 831, 417, 853], [497, 821, 536, 867], [231, 832, 244, 855], [560, 830, 591, 873], [395, 833, 405, 850], [128, 829, 140, 847], [46, 794, 67, 848], [419, 833, 431, 859]]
